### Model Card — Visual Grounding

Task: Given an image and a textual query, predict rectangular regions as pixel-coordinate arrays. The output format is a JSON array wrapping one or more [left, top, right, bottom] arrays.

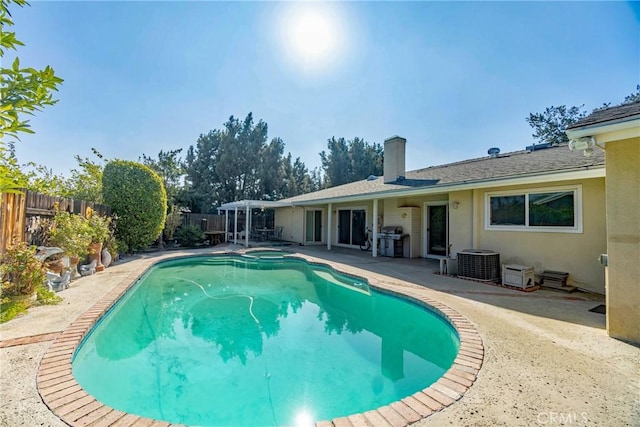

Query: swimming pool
[[71, 255, 460, 426]]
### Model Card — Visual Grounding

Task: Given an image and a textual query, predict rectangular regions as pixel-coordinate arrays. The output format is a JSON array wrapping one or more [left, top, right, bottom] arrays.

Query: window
[[486, 186, 581, 232]]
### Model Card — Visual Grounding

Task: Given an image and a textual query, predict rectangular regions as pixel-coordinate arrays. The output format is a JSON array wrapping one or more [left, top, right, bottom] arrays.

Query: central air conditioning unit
[[457, 249, 500, 281]]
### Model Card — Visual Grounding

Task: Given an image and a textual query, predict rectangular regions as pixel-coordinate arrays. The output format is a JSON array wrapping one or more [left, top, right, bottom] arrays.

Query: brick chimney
[[384, 136, 406, 183]]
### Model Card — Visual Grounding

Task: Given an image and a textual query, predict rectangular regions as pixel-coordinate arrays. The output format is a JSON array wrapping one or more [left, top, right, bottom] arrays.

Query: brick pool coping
[[37, 250, 484, 427]]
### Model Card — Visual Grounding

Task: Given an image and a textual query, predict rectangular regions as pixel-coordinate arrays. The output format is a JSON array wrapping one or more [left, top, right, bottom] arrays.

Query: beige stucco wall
[[603, 137, 640, 343], [472, 178, 607, 294], [274, 206, 305, 244], [448, 190, 474, 256]]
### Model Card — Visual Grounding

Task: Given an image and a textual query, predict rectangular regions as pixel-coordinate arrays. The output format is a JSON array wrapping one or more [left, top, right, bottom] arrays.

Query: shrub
[[86, 211, 111, 244], [36, 286, 62, 305], [0, 297, 29, 323], [0, 242, 47, 297], [48, 210, 92, 259], [102, 160, 167, 252], [175, 224, 204, 247], [164, 204, 182, 241]]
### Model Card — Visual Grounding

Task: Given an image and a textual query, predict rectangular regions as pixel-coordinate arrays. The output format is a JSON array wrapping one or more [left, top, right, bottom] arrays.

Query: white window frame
[[484, 185, 583, 233]]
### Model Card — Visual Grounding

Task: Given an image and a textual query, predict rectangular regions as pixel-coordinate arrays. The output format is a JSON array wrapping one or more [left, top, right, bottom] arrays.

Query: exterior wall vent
[[457, 249, 500, 281]]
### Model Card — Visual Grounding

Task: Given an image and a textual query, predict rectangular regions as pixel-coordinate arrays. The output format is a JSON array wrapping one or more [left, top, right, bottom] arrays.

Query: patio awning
[[218, 200, 290, 211]]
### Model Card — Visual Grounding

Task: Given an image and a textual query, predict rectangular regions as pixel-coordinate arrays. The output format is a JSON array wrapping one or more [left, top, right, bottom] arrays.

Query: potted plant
[[0, 241, 47, 304], [48, 210, 92, 279], [86, 211, 111, 272]]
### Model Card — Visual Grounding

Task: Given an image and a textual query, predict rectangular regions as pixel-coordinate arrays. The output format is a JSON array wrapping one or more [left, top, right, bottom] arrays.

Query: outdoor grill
[[379, 226, 404, 257]]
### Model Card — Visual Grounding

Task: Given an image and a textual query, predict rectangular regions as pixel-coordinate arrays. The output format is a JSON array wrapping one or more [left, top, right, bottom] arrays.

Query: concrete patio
[[0, 245, 638, 426]]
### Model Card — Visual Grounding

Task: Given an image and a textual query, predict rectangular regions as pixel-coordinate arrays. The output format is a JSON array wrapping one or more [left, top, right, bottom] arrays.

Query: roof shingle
[[567, 101, 640, 129], [282, 143, 604, 204]]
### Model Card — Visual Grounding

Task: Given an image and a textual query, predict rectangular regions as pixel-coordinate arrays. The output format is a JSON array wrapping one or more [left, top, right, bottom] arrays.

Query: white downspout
[[327, 203, 332, 250], [372, 198, 378, 257]]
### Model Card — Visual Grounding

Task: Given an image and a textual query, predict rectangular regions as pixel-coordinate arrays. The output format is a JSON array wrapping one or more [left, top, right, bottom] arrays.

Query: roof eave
[[219, 200, 291, 210], [566, 115, 640, 140], [286, 165, 605, 206]]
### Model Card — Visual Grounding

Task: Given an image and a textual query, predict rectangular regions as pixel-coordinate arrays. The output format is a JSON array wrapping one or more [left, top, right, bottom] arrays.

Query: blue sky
[[10, 1, 639, 177]]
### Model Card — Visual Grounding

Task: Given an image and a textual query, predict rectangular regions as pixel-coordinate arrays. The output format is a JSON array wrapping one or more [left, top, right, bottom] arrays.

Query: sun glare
[[290, 10, 334, 61], [279, 4, 346, 73]]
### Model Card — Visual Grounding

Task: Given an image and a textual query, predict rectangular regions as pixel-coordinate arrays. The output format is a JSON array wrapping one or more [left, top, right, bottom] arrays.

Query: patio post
[[372, 198, 378, 257], [234, 207, 238, 245], [245, 204, 250, 248], [225, 210, 228, 241], [327, 203, 332, 250]]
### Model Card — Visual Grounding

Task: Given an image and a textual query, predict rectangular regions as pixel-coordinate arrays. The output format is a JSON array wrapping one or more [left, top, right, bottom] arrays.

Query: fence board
[[0, 192, 27, 256]]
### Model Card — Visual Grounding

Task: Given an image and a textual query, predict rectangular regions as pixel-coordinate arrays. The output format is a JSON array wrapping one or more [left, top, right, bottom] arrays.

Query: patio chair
[[273, 226, 283, 241], [46, 270, 71, 292], [250, 226, 261, 242]]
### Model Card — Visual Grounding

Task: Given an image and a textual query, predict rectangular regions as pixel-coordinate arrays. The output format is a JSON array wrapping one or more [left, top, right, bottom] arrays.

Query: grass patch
[[0, 297, 29, 323], [0, 287, 62, 323], [36, 287, 62, 305]]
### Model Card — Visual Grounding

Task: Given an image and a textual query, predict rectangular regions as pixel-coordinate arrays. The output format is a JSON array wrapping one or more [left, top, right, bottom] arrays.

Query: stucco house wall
[[603, 136, 639, 342], [448, 190, 474, 256], [274, 206, 305, 243], [471, 178, 606, 293]]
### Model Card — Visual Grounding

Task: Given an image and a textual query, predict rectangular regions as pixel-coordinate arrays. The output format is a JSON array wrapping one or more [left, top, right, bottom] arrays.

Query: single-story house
[[222, 136, 608, 294], [220, 101, 639, 344]]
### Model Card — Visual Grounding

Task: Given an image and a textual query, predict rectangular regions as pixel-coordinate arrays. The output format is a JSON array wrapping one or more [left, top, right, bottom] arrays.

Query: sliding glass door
[[337, 208, 366, 246], [305, 210, 323, 243]]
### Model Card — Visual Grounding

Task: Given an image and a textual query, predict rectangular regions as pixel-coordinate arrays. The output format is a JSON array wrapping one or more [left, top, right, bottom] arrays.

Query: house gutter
[[285, 166, 605, 207], [566, 115, 640, 141]]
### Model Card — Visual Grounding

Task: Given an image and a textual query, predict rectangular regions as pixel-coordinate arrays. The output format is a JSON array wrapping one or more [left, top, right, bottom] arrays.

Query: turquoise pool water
[[72, 256, 459, 426]]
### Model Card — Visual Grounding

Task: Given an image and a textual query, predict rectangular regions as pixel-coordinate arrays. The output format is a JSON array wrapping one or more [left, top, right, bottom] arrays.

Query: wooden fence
[[181, 213, 225, 232], [0, 190, 110, 256]]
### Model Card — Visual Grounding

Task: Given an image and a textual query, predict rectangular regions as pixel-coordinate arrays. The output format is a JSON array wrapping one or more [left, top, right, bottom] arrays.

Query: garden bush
[[0, 242, 47, 297], [175, 224, 204, 247], [102, 160, 167, 252]]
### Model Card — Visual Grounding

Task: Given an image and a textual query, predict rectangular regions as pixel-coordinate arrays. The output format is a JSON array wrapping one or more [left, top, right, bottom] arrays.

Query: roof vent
[[488, 147, 500, 157], [367, 175, 378, 181]]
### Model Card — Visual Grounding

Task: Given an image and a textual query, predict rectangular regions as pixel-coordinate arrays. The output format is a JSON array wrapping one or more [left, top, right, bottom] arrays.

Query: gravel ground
[[1, 246, 638, 427]]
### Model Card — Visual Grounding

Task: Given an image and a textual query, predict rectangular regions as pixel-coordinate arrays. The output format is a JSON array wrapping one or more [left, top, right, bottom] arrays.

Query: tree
[[622, 84, 640, 104], [141, 148, 185, 205], [526, 105, 587, 146], [184, 113, 318, 211], [320, 137, 383, 187], [0, 144, 27, 193], [102, 160, 167, 252], [0, 0, 63, 193], [23, 163, 66, 195], [183, 129, 223, 212], [0, 0, 63, 140], [64, 149, 106, 203]]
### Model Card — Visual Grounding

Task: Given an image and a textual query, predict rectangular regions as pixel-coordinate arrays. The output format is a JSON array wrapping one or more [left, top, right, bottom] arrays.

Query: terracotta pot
[[88, 242, 105, 272], [46, 260, 65, 275]]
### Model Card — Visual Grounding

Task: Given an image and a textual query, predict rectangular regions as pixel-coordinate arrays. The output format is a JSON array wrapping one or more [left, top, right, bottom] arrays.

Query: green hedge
[[102, 160, 167, 252]]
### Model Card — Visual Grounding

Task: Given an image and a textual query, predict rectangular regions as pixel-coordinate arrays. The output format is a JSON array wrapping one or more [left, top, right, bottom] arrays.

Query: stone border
[[37, 250, 484, 427]]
